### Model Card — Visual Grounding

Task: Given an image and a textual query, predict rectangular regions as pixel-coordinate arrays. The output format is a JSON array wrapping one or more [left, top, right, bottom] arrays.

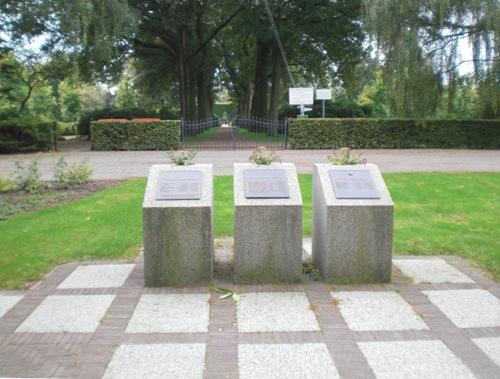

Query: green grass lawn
[[0, 173, 498, 288]]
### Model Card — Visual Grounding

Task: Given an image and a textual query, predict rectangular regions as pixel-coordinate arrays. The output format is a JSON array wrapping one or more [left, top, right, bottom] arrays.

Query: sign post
[[289, 88, 314, 118], [316, 89, 332, 118]]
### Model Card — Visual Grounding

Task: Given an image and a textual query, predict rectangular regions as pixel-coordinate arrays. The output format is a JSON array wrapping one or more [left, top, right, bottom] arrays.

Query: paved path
[[0, 242, 499, 378], [1, 148, 500, 180]]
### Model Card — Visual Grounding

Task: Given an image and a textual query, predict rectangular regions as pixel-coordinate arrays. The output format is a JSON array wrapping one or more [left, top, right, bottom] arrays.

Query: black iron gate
[[181, 116, 287, 149]]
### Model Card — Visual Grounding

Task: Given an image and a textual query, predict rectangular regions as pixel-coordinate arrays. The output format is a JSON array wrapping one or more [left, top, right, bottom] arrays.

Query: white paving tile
[[0, 295, 24, 318], [358, 340, 475, 379], [57, 264, 135, 289], [102, 343, 206, 379], [472, 337, 500, 367], [15, 295, 115, 333], [126, 294, 210, 333], [423, 289, 500, 328], [393, 258, 474, 283], [237, 292, 319, 332], [331, 291, 428, 331], [239, 343, 339, 379]]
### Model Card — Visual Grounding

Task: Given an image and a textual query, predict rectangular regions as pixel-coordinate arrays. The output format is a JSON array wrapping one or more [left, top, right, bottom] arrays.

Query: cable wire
[[262, 0, 296, 87]]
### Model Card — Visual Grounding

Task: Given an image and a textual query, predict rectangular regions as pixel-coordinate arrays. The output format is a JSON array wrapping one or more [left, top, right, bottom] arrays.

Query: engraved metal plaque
[[244, 169, 290, 199], [329, 169, 380, 199], [155, 170, 202, 200]]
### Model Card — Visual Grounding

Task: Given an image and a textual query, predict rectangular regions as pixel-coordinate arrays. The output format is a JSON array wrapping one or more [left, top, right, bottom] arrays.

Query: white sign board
[[289, 87, 314, 105], [316, 88, 332, 100]]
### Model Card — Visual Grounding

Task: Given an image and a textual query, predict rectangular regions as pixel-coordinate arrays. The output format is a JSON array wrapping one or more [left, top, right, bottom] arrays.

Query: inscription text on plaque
[[329, 169, 380, 199], [244, 169, 290, 199], [155, 170, 202, 200]]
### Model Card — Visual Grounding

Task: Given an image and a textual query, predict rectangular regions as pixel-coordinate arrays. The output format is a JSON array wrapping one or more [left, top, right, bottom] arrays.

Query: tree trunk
[[19, 82, 37, 114], [177, 27, 197, 121], [196, 70, 212, 120], [268, 46, 283, 123], [237, 82, 253, 118], [250, 39, 271, 121]]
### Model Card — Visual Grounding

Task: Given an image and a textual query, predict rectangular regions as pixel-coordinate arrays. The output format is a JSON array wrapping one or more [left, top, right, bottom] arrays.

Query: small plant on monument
[[53, 156, 93, 186], [249, 146, 280, 165], [167, 150, 197, 165], [13, 158, 45, 193], [328, 147, 366, 165]]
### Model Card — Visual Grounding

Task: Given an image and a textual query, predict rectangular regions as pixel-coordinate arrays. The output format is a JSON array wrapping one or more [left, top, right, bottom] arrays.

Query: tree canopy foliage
[[0, 0, 498, 122], [364, 0, 499, 118]]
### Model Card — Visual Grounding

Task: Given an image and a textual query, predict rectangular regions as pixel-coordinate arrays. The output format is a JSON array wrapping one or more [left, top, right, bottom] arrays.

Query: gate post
[[180, 117, 184, 141], [232, 116, 238, 150], [284, 118, 288, 149]]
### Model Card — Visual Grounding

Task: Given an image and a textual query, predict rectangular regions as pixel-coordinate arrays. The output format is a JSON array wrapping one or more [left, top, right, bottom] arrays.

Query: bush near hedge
[[78, 108, 155, 136], [288, 118, 500, 149], [90, 120, 180, 150], [78, 108, 180, 136], [0, 120, 56, 153]]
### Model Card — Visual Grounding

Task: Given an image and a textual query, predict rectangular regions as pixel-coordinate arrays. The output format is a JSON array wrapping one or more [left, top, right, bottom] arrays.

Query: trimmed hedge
[[78, 108, 156, 136], [0, 121, 57, 153], [90, 120, 180, 150], [288, 118, 500, 149]]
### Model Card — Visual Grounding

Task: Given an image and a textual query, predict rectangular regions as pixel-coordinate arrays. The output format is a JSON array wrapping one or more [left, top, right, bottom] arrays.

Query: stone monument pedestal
[[143, 164, 213, 287], [234, 163, 302, 283], [312, 163, 393, 283]]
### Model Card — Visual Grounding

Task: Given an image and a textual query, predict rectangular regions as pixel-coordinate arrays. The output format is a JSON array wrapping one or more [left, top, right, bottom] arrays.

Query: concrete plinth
[[143, 164, 213, 287], [312, 164, 393, 283], [234, 163, 302, 283]]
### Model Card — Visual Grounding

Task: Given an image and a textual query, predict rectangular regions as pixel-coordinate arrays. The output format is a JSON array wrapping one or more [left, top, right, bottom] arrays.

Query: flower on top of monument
[[328, 147, 366, 165], [249, 146, 281, 165], [167, 150, 197, 165]]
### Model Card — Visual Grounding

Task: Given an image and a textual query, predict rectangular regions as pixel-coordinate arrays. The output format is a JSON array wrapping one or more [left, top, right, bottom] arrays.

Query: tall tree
[[221, 0, 364, 119], [115, 69, 138, 110], [130, 1, 243, 120], [363, 0, 499, 118]]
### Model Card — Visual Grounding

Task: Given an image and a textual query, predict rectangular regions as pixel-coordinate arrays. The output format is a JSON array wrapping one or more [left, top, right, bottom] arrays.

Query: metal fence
[[181, 116, 287, 149]]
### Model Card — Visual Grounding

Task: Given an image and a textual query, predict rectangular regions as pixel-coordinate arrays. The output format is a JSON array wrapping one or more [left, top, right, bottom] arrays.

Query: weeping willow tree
[[363, 0, 499, 118], [1, 0, 137, 83]]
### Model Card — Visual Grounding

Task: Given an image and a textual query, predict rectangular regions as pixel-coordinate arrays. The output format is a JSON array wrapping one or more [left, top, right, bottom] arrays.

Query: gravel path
[[1, 146, 500, 179]]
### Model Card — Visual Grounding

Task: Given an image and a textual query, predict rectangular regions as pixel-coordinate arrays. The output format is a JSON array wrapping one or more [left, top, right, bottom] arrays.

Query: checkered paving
[[0, 244, 499, 378]]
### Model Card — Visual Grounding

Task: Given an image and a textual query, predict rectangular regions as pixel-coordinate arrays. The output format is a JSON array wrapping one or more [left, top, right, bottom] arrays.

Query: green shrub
[[54, 156, 92, 185], [64, 163, 92, 185], [0, 177, 17, 192], [288, 118, 500, 149], [13, 158, 45, 193], [0, 119, 57, 153], [53, 156, 67, 184], [90, 120, 180, 150]]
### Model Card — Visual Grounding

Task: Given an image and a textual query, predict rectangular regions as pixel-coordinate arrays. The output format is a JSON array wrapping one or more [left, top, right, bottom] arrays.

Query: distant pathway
[[1, 143, 500, 179]]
